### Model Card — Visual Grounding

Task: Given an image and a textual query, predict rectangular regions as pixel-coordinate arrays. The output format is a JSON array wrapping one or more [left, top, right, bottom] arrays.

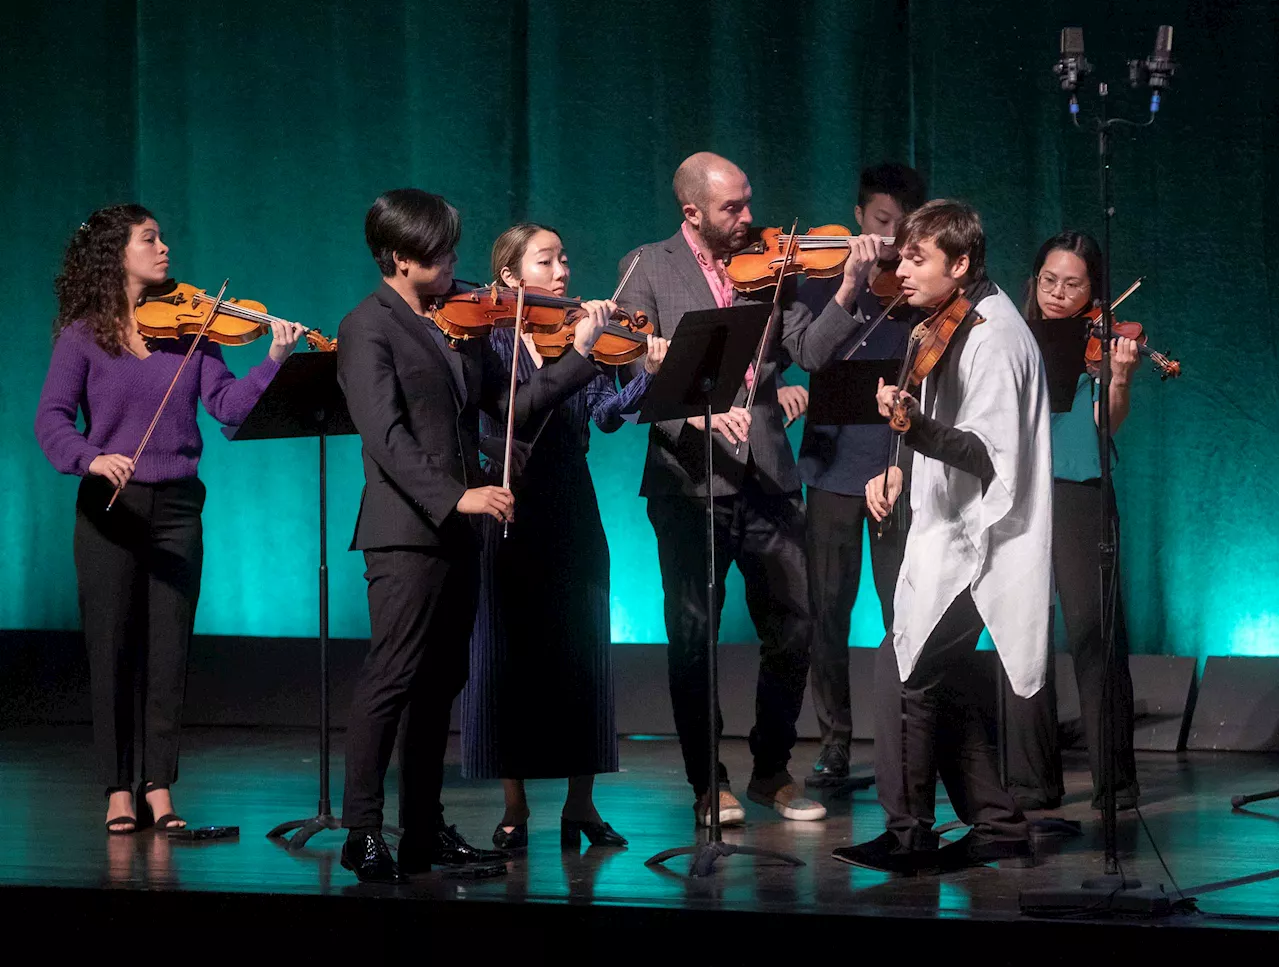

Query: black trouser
[[805, 486, 906, 749], [342, 539, 478, 832], [874, 589, 1027, 849], [1003, 479, 1139, 805], [73, 475, 204, 793], [647, 483, 811, 796]]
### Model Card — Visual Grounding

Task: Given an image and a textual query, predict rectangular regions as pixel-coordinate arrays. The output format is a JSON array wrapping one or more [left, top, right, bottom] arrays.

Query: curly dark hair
[[54, 204, 156, 355]]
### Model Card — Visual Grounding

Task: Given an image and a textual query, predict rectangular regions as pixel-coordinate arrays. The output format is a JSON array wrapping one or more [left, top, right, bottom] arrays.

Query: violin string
[[189, 295, 311, 332]]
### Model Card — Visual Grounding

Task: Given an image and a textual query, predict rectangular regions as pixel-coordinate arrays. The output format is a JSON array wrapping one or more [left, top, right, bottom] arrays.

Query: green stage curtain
[[2, 0, 1275, 661]]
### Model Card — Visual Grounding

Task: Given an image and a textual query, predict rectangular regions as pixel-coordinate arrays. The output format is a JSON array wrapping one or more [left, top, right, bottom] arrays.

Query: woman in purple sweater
[[34, 205, 303, 833]]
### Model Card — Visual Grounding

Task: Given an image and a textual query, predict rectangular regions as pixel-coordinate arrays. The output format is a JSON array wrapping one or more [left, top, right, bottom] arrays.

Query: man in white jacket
[[833, 200, 1053, 875]]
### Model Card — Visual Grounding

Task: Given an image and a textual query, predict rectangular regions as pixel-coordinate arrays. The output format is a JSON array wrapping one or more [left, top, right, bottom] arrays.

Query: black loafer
[[935, 832, 1034, 872], [561, 817, 628, 849], [341, 831, 403, 884], [492, 823, 528, 851], [831, 831, 938, 875], [806, 744, 851, 788], [401, 824, 511, 873]]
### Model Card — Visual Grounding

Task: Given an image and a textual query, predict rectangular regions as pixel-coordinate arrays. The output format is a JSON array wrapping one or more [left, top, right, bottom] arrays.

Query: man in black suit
[[616, 152, 887, 827], [336, 189, 607, 883]]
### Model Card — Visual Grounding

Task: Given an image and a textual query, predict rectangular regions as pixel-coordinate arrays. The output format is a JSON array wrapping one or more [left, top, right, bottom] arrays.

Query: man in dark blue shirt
[[796, 164, 927, 784]]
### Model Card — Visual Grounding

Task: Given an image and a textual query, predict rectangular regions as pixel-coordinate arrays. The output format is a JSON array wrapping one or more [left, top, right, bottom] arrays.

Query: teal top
[[1051, 373, 1102, 482]]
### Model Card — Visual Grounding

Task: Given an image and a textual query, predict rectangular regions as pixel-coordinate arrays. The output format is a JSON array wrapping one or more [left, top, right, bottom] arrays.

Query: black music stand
[[636, 304, 802, 878], [227, 351, 355, 851]]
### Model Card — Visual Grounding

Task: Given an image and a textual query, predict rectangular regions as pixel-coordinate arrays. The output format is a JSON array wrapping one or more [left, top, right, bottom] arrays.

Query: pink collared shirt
[[681, 222, 754, 390], [681, 221, 736, 309]]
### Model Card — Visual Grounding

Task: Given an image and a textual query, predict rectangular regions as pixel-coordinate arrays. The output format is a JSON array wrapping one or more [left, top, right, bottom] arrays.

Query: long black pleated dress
[[461, 331, 649, 779]]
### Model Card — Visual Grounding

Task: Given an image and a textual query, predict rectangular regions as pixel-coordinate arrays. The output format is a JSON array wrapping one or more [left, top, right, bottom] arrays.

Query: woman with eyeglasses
[[1003, 230, 1141, 812]]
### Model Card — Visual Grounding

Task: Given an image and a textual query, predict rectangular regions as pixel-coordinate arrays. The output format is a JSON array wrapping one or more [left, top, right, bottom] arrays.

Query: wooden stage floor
[[1, 726, 1275, 958]]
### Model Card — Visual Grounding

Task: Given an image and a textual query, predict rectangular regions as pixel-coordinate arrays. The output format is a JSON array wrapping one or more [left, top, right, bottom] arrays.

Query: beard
[[699, 219, 748, 260]]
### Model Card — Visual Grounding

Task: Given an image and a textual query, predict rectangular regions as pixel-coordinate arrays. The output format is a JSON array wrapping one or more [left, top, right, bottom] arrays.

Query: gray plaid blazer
[[618, 228, 867, 499]]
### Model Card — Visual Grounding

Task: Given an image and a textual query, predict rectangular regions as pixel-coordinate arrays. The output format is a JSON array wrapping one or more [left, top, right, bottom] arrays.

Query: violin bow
[[500, 282, 527, 538], [613, 251, 642, 302], [107, 278, 230, 511], [735, 218, 800, 455]]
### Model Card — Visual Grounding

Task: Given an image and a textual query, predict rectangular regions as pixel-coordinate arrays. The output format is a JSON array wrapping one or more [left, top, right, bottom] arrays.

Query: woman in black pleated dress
[[461, 223, 666, 850]]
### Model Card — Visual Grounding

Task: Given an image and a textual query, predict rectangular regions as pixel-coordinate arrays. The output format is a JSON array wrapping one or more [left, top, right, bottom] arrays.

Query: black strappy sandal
[[137, 782, 187, 831], [106, 815, 137, 834]]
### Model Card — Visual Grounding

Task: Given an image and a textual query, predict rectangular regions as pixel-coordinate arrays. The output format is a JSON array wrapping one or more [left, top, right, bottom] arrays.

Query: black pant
[[1003, 479, 1139, 805], [342, 539, 479, 832], [647, 482, 811, 795], [805, 486, 906, 749], [73, 475, 204, 792], [874, 590, 1027, 848]]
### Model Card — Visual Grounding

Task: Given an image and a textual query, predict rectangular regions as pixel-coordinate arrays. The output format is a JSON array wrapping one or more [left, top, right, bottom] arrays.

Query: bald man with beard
[[616, 152, 887, 828]]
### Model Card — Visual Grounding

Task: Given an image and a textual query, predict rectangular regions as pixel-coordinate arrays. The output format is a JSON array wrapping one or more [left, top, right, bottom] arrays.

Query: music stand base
[[646, 839, 805, 878], [1019, 873, 1175, 917], [267, 812, 343, 851]]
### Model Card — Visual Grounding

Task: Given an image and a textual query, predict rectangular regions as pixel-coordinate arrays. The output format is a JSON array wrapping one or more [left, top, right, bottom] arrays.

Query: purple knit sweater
[[35, 321, 280, 483]]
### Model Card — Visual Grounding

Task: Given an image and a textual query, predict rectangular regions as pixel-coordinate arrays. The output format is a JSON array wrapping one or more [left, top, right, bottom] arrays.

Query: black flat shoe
[[831, 831, 938, 875], [935, 832, 1034, 872], [341, 831, 403, 884], [806, 744, 851, 788], [400, 824, 511, 873], [561, 817, 628, 849], [492, 823, 528, 851]]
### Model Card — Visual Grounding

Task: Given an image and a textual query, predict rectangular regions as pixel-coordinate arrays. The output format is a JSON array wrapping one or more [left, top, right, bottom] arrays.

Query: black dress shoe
[[831, 831, 938, 875], [492, 823, 528, 850], [806, 744, 850, 788], [400, 824, 511, 873], [341, 831, 403, 884], [935, 832, 1034, 872], [561, 817, 628, 849]]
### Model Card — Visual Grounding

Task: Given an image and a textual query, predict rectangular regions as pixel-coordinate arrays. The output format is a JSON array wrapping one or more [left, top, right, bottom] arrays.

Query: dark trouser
[[1004, 479, 1139, 805], [805, 486, 906, 749], [874, 589, 1027, 849], [73, 475, 205, 793], [342, 540, 479, 832], [647, 482, 811, 796]]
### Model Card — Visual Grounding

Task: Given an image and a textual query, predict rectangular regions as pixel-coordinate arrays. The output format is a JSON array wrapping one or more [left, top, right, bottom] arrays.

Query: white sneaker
[[747, 773, 828, 821]]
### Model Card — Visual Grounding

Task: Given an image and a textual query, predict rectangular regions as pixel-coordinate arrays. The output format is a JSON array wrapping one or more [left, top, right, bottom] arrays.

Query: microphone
[[1053, 27, 1091, 92], [1129, 25, 1177, 111]]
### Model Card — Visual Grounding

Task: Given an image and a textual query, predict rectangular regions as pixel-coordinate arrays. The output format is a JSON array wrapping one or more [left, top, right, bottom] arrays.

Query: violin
[[889, 291, 980, 432], [726, 224, 894, 292], [428, 284, 576, 344], [529, 309, 654, 365], [136, 281, 336, 351], [1082, 310, 1181, 380]]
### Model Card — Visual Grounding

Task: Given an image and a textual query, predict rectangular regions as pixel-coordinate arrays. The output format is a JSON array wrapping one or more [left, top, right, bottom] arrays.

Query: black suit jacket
[[337, 282, 599, 551], [617, 229, 867, 498]]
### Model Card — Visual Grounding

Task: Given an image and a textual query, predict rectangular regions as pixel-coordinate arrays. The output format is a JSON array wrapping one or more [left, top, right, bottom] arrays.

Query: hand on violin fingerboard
[[267, 319, 308, 362], [571, 300, 614, 357], [643, 335, 669, 375], [456, 486, 515, 523], [1110, 336, 1140, 385], [836, 235, 887, 309]]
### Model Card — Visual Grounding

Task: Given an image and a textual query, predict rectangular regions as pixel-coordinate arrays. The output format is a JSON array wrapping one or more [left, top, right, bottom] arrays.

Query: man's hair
[[897, 199, 986, 282], [365, 188, 461, 277], [857, 163, 927, 213]]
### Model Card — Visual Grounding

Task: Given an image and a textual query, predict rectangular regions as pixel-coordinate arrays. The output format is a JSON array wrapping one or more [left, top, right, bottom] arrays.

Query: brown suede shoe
[[747, 771, 827, 821], [694, 789, 746, 828]]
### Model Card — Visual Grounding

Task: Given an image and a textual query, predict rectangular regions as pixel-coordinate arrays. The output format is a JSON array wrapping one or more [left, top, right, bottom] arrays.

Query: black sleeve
[[903, 409, 995, 489], [477, 341, 600, 426]]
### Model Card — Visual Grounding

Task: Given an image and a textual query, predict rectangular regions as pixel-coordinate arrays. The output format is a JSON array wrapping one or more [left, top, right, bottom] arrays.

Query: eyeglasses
[[1036, 273, 1088, 298]]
